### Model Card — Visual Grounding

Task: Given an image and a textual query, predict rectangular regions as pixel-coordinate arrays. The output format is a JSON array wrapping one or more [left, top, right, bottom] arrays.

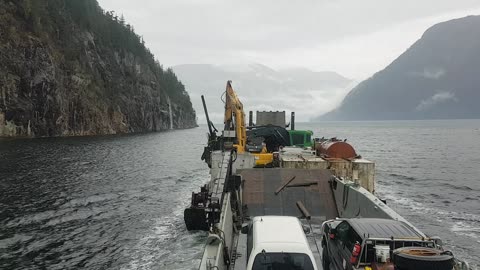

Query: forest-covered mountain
[[0, 0, 196, 137], [318, 16, 480, 121]]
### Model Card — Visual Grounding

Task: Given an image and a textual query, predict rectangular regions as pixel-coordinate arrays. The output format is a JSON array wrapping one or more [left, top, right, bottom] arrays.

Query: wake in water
[[376, 173, 480, 267], [120, 168, 209, 270]]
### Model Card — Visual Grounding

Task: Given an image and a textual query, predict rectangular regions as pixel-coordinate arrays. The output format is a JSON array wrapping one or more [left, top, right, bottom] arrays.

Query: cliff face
[[0, 0, 196, 137], [317, 15, 480, 121]]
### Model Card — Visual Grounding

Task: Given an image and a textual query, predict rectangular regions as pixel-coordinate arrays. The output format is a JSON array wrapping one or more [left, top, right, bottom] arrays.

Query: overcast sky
[[97, 0, 480, 80]]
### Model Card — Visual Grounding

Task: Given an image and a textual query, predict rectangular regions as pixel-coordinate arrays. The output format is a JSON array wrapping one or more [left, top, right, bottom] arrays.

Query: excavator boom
[[224, 81, 247, 153], [223, 81, 273, 166]]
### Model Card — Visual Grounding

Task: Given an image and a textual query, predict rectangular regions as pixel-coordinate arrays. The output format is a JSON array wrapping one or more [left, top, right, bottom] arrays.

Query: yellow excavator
[[223, 81, 273, 166], [202, 81, 310, 167]]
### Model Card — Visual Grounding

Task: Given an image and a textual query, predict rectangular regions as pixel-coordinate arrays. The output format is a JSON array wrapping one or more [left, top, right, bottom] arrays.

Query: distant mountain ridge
[[173, 63, 352, 122], [318, 15, 480, 121]]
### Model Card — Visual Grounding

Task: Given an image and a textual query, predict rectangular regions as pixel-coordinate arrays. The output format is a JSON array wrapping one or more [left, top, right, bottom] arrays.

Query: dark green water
[[1, 120, 479, 269]]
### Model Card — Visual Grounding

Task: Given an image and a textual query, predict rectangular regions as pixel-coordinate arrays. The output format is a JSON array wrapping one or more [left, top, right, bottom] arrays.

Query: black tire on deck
[[322, 247, 330, 270], [393, 247, 455, 270]]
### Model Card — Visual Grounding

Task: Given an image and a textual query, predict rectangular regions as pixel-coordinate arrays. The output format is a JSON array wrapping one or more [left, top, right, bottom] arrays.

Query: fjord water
[[1, 120, 479, 269]]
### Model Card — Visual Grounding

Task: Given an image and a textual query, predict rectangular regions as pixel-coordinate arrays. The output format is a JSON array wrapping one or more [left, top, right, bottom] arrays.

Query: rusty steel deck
[[239, 168, 339, 222]]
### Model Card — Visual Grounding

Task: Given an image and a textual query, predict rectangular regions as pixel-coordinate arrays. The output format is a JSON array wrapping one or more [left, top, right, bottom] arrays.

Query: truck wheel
[[393, 247, 455, 270], [322, 248, 330, 270]]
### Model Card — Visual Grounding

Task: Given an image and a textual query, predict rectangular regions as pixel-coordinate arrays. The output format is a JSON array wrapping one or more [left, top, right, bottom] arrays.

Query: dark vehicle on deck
[[321, 218, 455, 270]]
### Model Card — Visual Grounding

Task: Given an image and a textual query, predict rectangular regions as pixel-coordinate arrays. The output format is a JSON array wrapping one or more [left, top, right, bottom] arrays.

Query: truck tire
[[322, 248, 330, 270], [392, 247, 455, 270]]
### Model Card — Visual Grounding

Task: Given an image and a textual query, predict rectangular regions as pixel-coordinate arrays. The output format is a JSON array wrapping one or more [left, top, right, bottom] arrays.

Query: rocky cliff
[[317, 15, 480, 121], [0, 0, 196, 137]]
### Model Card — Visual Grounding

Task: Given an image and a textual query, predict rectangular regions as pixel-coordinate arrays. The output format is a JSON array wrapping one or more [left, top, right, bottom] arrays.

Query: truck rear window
[[252, 252, 314, 270]]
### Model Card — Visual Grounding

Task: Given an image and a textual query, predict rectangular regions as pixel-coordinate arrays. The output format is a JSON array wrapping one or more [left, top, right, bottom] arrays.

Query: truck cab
[[243, 216, 318, 270], [288, 130, 313, 148]]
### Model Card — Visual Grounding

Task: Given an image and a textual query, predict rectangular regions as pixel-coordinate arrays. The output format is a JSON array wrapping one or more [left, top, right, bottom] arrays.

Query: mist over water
[[1, 120, 479, 269]]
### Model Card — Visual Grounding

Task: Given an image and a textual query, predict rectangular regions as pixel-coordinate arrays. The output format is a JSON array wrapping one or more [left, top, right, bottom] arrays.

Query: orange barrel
[[315, 140, 357, 159]]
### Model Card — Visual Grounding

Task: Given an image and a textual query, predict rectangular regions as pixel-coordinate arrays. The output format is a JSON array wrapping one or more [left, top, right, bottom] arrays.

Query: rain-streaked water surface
[[1, 120, 479, 269]]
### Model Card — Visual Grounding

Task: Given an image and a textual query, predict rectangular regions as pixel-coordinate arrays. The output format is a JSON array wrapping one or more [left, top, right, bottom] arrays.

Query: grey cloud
[[410, 67, 446, 79], [97, 1, 480, 76], [416, 91, 458, 111], [99, 0, 480, 46]]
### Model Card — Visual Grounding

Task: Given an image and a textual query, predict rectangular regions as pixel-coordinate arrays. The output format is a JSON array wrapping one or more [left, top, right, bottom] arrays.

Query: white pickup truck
[[242, 216, 318, 270]]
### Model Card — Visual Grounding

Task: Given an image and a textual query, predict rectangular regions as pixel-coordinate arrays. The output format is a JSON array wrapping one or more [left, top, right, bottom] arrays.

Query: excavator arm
[[224, 81, 247, 153], [223, 81, 273, 166]]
